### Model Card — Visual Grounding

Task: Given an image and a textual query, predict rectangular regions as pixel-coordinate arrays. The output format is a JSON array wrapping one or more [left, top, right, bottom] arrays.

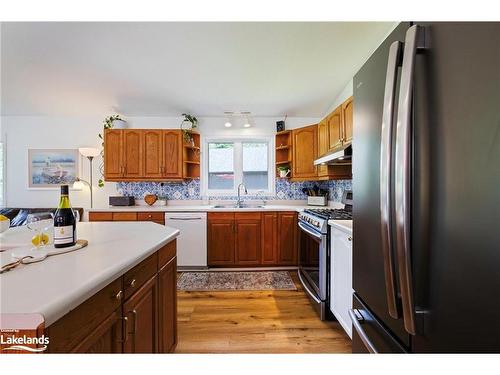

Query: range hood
[[314, 144, 352, 165]]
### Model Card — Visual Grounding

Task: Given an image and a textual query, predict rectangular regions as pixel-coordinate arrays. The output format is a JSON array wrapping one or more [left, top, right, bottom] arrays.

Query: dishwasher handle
[[167, 217, 204, 221]]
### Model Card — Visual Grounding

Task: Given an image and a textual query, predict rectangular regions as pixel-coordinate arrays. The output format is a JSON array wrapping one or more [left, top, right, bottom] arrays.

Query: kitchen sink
[[212, 204, 265, 209]]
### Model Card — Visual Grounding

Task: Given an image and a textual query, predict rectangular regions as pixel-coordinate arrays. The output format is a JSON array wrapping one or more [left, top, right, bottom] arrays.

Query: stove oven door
[[298, 221, 328, 318]]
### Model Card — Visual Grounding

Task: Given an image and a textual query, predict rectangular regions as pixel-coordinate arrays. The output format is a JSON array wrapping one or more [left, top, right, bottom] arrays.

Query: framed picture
[[28, 149, 80, 189]]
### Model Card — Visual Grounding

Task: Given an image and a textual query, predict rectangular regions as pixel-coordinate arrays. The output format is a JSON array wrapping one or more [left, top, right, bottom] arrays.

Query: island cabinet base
[[46, 240, 177, 354]]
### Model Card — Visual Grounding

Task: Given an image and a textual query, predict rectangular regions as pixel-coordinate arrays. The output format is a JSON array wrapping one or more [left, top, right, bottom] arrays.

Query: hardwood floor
[[176, 272, 352, 353]]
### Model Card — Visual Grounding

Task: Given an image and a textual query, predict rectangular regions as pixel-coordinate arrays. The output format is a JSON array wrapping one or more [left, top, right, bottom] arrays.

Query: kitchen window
[[203, 137, 274, 196]]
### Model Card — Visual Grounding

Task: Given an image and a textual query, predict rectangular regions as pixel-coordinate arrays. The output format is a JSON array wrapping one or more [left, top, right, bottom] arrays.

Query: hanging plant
[[97, 115, 125, 187], [180, 113, 198, 144]]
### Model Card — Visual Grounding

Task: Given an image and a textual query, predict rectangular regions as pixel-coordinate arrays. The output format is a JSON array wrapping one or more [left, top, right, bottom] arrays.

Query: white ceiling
[[1, 22, 395, 117]]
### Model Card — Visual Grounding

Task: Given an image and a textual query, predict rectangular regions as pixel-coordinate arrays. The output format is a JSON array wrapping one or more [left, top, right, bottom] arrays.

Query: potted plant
[[180, 113, 198, 144], [277, 166, 291, 178], [97, 115, 126, 187]]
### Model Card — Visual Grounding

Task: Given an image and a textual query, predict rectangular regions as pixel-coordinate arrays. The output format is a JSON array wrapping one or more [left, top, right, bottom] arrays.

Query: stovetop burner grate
[[303, 208, 353, 220]]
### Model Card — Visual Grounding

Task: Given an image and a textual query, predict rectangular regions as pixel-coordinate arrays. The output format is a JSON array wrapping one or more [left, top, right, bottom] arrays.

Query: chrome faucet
[[236, 183, 248, 207]]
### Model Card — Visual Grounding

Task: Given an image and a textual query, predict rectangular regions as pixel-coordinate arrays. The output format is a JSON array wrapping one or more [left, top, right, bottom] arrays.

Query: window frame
[[202, 136, 275, 197]]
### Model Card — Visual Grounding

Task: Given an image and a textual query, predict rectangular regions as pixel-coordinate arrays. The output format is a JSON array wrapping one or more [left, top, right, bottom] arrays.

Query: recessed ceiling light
[[224, 111, 234, 128], [224, 122, 232, 128], [243, 123, 251, 128]]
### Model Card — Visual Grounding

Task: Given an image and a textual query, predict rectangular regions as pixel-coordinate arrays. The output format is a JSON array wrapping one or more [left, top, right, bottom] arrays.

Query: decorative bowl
[[144, 194, 158, 206]]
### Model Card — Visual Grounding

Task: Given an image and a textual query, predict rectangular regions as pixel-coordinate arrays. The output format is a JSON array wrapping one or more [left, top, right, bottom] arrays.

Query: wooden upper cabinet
[[261, 212, 278, 265], [162, 130, 183, 179], [104, 130, 123, 179], [123, 130, 143, 178], [317, 119, 329, 177], [207, 213, 235, 266], [278, 212, 298, 265], [235, 213, 261, 266], [342, 96, 353, 144], [327, 106, 343, 151], [143, 130, 164, 178], [123, 276, 158, 354], [292, 125, 318, 180]]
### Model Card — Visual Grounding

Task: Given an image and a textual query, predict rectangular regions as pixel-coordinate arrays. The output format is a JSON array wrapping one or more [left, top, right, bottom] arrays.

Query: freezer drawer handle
[[348, 309, 378, 354], [379, 40, 402, 320], [394, 24, 426, 336]]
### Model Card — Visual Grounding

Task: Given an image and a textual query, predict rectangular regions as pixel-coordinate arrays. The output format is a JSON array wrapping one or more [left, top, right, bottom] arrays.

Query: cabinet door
[[342, 96, 353, 144], [261, 212, 278, 265], [235, 213, 261, 266], [277, 212, 298, 265], [162, 130, 183, 179], [317, 119, 329, 177], [123, 276, 158, 353], [207, 213, 235, 266], [71, 309, 123, 353], [104, 129, 123, 179], [144, 130, 164, 178], [123, 130, 143, 178], [330, 227, 353, 338], [327, 106, 343, 151], [158, 257, 177, 353], [292, 125, 318, 179]]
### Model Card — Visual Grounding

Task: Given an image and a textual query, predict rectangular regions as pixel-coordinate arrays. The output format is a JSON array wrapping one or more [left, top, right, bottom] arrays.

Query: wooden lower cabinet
[[208, 211, 297, 267], [158, 257, 177, 353], [278, 212, 298, 265], [123, 276, 158, 353], [235, 213, 261, 266], [46, 240, 177, 354], [72, 309, 123, 353], [207, 213, 235, 266]]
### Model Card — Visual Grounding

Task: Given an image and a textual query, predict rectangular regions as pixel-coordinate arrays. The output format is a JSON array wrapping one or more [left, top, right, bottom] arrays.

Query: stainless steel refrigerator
[[352, 22, 500, 353]]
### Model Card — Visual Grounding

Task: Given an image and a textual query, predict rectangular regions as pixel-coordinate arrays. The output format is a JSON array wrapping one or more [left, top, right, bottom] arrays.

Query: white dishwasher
[[165, 212, 207, 268]]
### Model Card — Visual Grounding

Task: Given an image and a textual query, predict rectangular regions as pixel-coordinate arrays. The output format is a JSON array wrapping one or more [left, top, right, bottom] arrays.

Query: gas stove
[[298, 191, 353, 234]]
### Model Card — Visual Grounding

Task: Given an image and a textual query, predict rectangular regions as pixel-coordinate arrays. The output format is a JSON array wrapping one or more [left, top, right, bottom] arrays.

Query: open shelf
[[183, 131, 201, 179], [275, 130, 293, 178]]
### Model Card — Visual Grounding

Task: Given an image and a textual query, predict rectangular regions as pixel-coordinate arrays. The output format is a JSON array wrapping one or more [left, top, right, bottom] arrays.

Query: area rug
[[177, 271, 297, 291]]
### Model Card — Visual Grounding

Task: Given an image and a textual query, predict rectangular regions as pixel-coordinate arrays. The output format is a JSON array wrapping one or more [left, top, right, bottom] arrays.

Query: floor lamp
[[75, 147, 101, 208]]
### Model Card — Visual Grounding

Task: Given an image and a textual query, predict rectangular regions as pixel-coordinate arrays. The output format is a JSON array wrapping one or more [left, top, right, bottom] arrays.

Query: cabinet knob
[[114, 290, 123, 300], [128, 279, 136, 288], [348, 236, 352, 241], [148, 215, 152, 218]]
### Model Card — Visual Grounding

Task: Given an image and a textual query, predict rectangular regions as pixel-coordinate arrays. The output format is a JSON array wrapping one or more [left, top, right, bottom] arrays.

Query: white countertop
[[88, 204, 311, 213], [0, 222, 179, 326], [328, 219, 353, 234]]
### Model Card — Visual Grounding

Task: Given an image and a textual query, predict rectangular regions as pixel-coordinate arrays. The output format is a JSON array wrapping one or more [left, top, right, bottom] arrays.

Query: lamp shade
[[73, 180, 85, 190], [78, 147, 100, 157]]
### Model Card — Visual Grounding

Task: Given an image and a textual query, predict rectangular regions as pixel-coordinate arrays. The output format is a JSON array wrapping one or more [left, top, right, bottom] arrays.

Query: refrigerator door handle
[[380, 40, 402, 320], [349, 309, 378, 353], [394, 24, 426, 336]]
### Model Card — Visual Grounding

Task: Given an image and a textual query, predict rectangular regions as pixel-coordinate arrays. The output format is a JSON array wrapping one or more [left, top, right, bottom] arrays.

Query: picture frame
[[28, 149, 80, 189]]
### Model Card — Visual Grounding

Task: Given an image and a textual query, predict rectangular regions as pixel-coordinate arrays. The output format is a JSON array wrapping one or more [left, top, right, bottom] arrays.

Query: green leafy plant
[[181, 113, 198, 143], [97, 114, 124, 187], [277, 166, 290, 172]]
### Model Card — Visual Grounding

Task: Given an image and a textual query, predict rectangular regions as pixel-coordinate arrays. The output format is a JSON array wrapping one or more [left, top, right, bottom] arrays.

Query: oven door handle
[[298, 270, 322, 304], [298, 221, 323, 240]]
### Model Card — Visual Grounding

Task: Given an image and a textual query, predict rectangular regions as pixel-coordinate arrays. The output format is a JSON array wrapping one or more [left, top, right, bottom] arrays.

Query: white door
[[330, 225, 353, 338]]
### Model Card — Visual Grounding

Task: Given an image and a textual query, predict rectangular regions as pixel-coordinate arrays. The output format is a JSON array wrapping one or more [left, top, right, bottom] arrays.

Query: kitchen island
[[0, 222, 180, 353]]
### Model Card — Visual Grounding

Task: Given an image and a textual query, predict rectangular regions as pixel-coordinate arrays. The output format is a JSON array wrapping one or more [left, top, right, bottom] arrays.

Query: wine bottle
[[53, 185, 76, 248]]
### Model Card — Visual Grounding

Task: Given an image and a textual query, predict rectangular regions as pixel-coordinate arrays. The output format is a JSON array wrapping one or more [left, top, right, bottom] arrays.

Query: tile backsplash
[[117, 179, 352, 202]]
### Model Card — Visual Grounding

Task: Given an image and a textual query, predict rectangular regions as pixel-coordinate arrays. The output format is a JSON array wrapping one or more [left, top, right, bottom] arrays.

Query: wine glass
[[26, 212, 54, 250]]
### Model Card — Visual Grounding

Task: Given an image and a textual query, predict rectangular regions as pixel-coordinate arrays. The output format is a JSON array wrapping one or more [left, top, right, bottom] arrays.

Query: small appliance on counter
[[109, 196, 135, 206]]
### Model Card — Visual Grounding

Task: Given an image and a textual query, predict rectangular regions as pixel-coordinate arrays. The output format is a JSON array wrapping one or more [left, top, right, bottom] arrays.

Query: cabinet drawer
[[208, 212, 234, 220], [138, 212, 165, 224], [123, 253, 158, 300], [112, 212, 138, 221], [235, 212, 261, 220], [47, 278, 122, 353], [89, 212, 113, 221], [158, 239, 177, 268]]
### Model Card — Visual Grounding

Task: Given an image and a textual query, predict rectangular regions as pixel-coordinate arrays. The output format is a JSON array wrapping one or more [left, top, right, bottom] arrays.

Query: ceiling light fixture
[[242, 111, 252, 128], [224, 112, 233, 128]]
